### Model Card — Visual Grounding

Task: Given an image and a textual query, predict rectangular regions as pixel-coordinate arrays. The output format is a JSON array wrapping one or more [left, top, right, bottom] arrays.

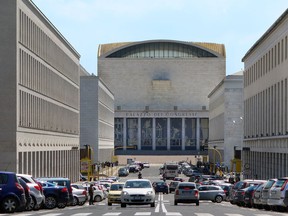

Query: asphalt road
[[6, 164, 288, 216]]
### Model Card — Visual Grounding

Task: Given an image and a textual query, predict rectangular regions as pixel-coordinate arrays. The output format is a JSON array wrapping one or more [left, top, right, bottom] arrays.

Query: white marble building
[[98, 40, 226, 155], [0, 0, 80, 181], [242, 9, 288, 179], [208, 72, 243, 171]]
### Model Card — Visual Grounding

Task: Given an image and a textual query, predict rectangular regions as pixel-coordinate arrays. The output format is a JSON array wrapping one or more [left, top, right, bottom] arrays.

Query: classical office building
[[80, 75, 114, 163], [0, 0, 80, 182], [98, 40, 226, 155], [242, 9, 288, 179], [208, 72, 243, 171]]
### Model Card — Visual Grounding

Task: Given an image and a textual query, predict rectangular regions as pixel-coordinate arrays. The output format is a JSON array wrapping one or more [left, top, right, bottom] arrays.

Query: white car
[[121, 179, 155, 208], [83, 184, 105, 202]]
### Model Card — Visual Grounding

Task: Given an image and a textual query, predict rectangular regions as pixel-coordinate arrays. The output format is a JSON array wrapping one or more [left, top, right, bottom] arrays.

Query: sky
[[32, 0, 288, 75]]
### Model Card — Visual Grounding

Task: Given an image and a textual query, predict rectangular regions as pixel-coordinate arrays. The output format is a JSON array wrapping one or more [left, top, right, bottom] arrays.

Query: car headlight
[[122, 191, 129, 196], [146, 191, 153, 195]]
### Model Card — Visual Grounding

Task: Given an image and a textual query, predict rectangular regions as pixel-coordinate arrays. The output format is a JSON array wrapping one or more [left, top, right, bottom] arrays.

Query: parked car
[[39, 181, 69, 209], [17, 174, 45, 210], [153, 181, 169, 194], [36, 177, 73, 207], [252, 183, 265, 209], [107, 182, 125, 206], [121, 179, 155, 207], [219, 183, 232, 201], [198, 185, 226, 203], [229, 180, 266, 204], [17, 177, 32, 211], [0, 171, 26, 213], [267, 177, 288, 211], [244, 183, 265, 207], [174, 177, 185, 182], [143, 162, 150, 168], [169, 181, 180, 193], [174, 182, 199, 206], [71, 187, 87, 206], [83, 185, 105, 202], [261, 178, 277, 210]]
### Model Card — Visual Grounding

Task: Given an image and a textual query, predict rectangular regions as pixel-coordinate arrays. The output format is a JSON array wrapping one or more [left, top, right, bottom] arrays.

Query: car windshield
[[125, 181, 151, 188], [110, 184, 123, 191]]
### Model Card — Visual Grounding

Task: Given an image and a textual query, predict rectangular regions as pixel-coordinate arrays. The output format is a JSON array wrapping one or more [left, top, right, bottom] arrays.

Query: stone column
[[182, 118, 185, 151], [167, 118, 170, 150], [196, 118, 200, 151], [152, 118, 156, 150], [123, 118, 127, 150], [138, 118, 141, 150]]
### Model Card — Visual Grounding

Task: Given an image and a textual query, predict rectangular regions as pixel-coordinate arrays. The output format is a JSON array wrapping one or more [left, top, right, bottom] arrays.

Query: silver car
[[174, 182, 199, 205], [260, 178, 277, 210], [17, 174, 45, 210], [121, 179, 155, 207], [267, 177, 288, 211], [71, 187, 87, 206], [198, 185, 226, 203]]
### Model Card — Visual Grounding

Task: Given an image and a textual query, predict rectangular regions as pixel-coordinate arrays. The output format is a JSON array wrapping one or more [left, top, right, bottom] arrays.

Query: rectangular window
[[170, 118, 182, 149], [126, 118, 138, 147], [156, 118, 167, 149], [141, 118, 152, 148], [185, 118, 196, 150]]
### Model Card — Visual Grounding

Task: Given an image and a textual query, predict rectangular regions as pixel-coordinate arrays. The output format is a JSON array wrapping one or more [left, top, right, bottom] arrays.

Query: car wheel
[[72, 196, 78, 206], [174, 200, 177, 205], [215, 195, 223, 203], [45, 196, 57, 209], [121, 203, 126, 207], [57, 202, 66, 209], [78, 201, 86, 206], [33, 203, 42, 211], [151, 202, 155, 207], [1, 197, 18, 213], [94, 195, 102, 202], [26, 196, 36, 211]]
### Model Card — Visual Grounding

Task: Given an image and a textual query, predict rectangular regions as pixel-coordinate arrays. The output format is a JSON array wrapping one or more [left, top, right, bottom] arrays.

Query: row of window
[[19, 49, 79, 109], [244, 78, 288, 137], [19, 9, 79, 84], [19, 91, 79, 134], [114, 117, 209, 148], [244, 148, 288, 180], [107, 42, 217, 58], [244, 35, 288, 87], [18, 150, 79, 182]]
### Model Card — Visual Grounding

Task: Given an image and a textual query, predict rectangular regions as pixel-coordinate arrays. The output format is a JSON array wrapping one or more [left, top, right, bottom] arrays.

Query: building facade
[[80, 76, 114, 163], [242, 9, 288, 179], [208, 72, 243, 172], [0, 0, 80, 181], [98, 40, 226, 155]]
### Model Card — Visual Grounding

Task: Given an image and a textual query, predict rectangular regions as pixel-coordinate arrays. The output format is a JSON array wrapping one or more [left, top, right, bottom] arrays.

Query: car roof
[[111, 182, 125, 185], [126, 179, 150, 182]]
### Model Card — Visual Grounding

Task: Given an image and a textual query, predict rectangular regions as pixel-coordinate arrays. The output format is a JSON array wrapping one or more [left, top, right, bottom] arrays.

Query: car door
[[198, 186, 208, 200]]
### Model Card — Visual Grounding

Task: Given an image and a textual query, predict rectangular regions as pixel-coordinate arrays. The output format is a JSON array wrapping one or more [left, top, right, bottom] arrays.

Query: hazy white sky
[[32, 0, 287, 75]]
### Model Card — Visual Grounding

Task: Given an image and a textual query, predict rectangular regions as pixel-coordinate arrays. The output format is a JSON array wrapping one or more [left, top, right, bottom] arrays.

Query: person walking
[[88, 184, 94, 205]]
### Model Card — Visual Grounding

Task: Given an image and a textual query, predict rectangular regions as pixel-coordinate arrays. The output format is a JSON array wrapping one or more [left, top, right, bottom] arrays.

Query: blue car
[[0, 171, 26, 213]]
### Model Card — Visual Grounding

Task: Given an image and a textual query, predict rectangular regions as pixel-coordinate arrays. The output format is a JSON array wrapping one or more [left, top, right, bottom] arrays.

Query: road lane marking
[[40, 214, 63, 216], [103, 213, 121, 216], [72, 214, 93, 216], [166, 213, 182, 216], [224, 214, 244, 216], [135, 213, 151, 215], [195, 214, 214, 216], [155, 193, 161, 212]]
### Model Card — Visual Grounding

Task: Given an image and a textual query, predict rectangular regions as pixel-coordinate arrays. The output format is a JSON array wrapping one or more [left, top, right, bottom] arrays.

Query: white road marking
[[103, 213, 121, 216], [135, 212, 151, 215], [72, 214, 93, 216], [166, 213, 182, 216], [40, 214, 63, 216], [195, 214, 215, 216], [225, 214, 245, 216], [155, 193, 161, 212]]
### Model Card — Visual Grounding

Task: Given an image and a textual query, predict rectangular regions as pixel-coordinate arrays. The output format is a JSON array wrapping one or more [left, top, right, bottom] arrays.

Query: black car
[[39, 181, 70, 209], [37, 177, 73, 207], [118, 168, 129, 177], [153, 181, 169, 194], [244, 184, 262, 207], [17, 177, 32, 211]]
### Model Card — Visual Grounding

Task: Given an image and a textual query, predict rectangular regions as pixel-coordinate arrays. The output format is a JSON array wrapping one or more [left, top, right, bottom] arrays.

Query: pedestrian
[[162, 172, 166, 182], [88, 184, 94, 205]]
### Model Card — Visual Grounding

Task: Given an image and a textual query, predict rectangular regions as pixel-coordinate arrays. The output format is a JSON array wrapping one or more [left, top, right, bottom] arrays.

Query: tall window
[[127, 118, 138, 147], [156, 118, 167, 149], [114, 118, 123, 147], [141, 118, 152, 149], [170, 118, 182, 149], [185, 118, 196, 150], [200, 118, 209, 151]]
